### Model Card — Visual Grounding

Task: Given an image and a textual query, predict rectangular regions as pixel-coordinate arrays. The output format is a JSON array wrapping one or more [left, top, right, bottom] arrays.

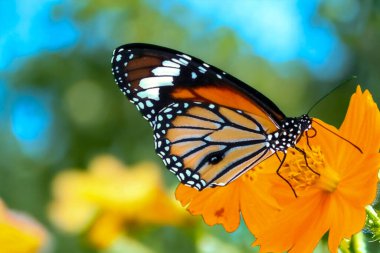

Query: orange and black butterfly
[[111, 43, 312, 191]]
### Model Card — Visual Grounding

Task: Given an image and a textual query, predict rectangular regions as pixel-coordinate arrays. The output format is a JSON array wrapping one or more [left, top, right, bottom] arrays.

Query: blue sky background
[[155, 0, 348, 73], [0, 0, 78, 71], [0, 0, 360, 156], [1, 0, 350, 73]]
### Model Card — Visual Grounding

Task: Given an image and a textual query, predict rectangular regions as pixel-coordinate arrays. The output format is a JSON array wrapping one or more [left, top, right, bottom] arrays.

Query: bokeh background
[[1, 0, 379, 252]]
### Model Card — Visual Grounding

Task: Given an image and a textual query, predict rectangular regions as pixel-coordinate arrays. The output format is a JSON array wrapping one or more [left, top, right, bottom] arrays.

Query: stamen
[[276, 146, 324, 194]]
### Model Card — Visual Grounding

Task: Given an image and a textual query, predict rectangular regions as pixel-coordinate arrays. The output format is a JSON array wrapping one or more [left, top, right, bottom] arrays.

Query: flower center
[[279, 148, 321, 194], [248, 145, 342, 195], [316, 166, 340, 192], [280, 146, 340, 194], [276, 145, 341, 195]]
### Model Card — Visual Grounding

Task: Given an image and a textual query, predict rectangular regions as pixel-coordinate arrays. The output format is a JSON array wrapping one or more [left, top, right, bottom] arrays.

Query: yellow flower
[[49, 155, 188, 249], [252, 86, 380, 253], [0, 200, 47, 253]]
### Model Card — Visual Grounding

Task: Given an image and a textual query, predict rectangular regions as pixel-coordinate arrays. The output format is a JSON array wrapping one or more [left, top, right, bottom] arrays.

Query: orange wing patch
[[168, 128, 212, 143], [186, 106, 222, 122], [205, 126, 264, 143], [171, 115, 220, 130], [172, 86, 279, 133]]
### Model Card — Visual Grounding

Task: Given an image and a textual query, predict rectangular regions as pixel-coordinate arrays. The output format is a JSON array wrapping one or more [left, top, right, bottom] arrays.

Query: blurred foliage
[[1, 0, 380, 252]]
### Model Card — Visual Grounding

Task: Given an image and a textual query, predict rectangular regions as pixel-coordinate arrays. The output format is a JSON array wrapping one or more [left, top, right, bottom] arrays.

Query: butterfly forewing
[[111, 43, 287, 190], [112, 44, 285, 127]]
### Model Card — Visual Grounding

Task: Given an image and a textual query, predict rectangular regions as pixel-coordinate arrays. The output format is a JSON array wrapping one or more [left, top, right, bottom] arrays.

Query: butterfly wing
[[111, 43, 286, 189], [154, 102, 275, 189]]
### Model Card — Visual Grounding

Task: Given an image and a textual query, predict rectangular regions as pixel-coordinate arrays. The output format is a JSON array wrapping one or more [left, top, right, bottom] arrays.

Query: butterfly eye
[[208, 152, 225, 165]]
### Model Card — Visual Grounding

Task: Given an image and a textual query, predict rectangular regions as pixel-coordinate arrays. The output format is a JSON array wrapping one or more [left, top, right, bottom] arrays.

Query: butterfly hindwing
[[152, 101, 274, 189]]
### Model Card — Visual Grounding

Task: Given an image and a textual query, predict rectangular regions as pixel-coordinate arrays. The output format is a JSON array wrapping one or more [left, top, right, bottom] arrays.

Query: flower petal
[[253, 189, 330, 253], [176, 180, 241, 232], [340, 86, 380, 153]]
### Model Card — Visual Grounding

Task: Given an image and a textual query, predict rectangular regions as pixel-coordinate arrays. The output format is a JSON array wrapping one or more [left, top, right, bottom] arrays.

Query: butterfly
[[111, 43, 313, 192]]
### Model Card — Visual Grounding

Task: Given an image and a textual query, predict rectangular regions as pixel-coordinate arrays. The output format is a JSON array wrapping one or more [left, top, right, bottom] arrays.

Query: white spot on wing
[[172, 58, 187, 66], [146, 100, 154, 107], [139, 77, 174, 89], [138, 102, 144, 109], [181, 54, 192, 60], [163, 107, 172, 113], [178, 58, 189, 65], [152, 67, 180, 76], [198, 66, 207, 73], [162, 60, 180, 68], [137, 88, 160, 101]]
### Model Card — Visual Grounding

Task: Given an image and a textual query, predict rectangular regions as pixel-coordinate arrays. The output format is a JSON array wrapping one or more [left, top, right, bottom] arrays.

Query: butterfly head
[[299, 114, 312, 130]]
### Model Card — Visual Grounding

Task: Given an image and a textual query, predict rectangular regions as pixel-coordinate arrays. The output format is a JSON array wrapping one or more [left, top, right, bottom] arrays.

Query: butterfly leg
[[306, 135, 312, 150], [276, 153, 298, 198], [294, 146, 320, 176], [305, 127, 317, 150], [275, 152, 281, 162]]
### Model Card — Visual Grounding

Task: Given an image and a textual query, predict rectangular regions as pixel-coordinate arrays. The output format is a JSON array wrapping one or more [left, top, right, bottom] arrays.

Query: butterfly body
[[267, 115, 312, 153], [111, 43, 311, 190]]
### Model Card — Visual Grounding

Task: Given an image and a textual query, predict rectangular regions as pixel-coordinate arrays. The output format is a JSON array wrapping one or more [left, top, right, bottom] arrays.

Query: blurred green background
[[1, 0, 379, 252]]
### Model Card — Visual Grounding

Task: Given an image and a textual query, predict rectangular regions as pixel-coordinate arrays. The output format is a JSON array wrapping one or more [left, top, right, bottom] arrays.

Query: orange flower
[[176, 168, 280, 232], [252, 86, 380, 253], [175, 86, 380, 253]]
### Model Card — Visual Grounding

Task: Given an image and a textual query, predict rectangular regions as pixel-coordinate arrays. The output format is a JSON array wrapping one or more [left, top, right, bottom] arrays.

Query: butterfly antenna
[[276, 153, 298, 198], [312, 120, 363, 153], [307, 76, 357, 115]]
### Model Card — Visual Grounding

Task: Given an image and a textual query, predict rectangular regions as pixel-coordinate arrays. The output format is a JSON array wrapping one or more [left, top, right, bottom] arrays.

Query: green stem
[[365, 205, 379, 224], [350, 232, 367, 253], [365, 205, 380, 241]]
